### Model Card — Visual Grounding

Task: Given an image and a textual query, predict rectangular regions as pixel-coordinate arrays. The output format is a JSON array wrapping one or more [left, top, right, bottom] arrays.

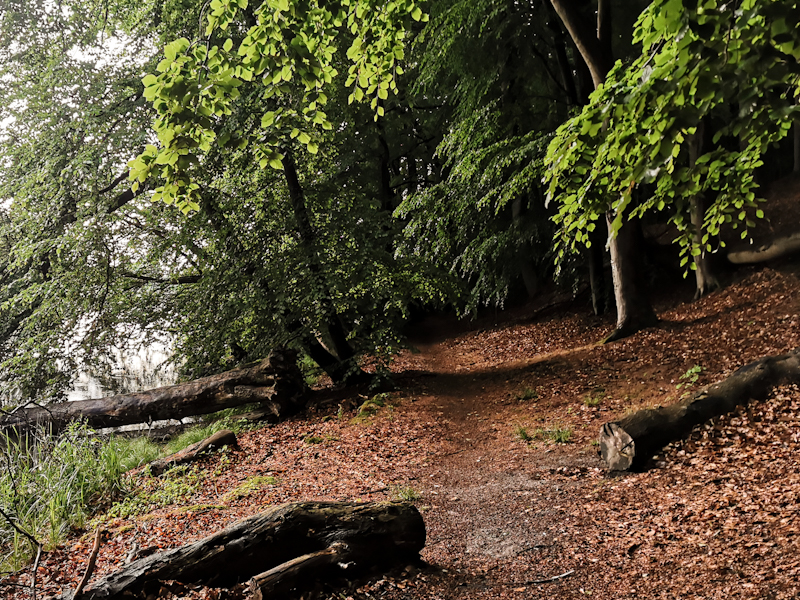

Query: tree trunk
[[74, 501, 426, 600], [688, 122, 720, 298], [145, 429, 238, 476], [1, 350, 306, 433], [548, 0, 612, 89], [550, 0, 657, 337], [794, 119, 800, 173], [587, 220, 608, 316], [599, 347, 800, 471], [282, 152, 368, 385], [604, 214, 658, 342]]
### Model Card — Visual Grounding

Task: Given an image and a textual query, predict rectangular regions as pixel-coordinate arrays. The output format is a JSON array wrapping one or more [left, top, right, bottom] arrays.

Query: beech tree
[[545, 0, 800, 309], [0, 0, 441, 400]]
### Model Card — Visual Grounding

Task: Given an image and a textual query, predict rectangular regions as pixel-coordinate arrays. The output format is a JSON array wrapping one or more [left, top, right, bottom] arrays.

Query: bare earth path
[[6, 266, 800, 600]]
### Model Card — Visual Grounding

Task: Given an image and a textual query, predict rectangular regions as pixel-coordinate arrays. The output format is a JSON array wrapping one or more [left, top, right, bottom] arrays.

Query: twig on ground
[[73, 528, 103, 599], [31, 542, 42, 600], [528, 569, 575, 584]]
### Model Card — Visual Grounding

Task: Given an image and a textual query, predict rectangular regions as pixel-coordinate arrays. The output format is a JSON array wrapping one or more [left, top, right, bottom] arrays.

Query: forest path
[[8, 267, 800, 600]]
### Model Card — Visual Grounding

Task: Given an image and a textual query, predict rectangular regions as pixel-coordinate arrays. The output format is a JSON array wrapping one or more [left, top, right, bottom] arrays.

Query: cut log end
[[597, 347, 800, 471], [599, 422, 635, 471]]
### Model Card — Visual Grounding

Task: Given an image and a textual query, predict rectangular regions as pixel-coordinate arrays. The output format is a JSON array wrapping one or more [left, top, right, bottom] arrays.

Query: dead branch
[[73, 528, 103, 599]]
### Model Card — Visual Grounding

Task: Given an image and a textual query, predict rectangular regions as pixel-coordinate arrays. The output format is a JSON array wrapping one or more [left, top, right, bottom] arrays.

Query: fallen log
[[145, 429, 238, 476], [73, 501, 425, 600], [1, 349, 306, 433], [728, 232, 800, 264], [599, 347, 800, 471]]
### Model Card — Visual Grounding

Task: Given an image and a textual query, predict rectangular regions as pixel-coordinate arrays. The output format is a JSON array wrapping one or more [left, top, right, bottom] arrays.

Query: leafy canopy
[[544, 0, 800, 269], [129, 0, 428, 212]]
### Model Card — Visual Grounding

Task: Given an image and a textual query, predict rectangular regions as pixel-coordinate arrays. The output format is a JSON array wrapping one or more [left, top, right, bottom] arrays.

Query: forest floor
[[8, 263, 800, 600]]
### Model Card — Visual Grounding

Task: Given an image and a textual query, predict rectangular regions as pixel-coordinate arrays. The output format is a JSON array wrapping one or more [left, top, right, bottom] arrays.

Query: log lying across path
[[599, 347, 800, 471], [1, 350, 307, 433], [74, 501, 425, 600]]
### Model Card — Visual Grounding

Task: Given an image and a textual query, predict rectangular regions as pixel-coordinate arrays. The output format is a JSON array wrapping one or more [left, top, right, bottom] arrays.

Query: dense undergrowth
[[0, 413, 249, 572]]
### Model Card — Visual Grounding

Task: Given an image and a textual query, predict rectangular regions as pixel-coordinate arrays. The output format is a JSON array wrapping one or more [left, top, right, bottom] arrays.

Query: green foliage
[[516, 423, 573, 444], [395, 0, 571, 310], [104, 463, 204, 520], [545, 0, 800, 270], [131, 0, 426, 211], [513, 425, 532, 442], [515, 386, 538, 401], [0, 423, 130, 570], [676, 364, 705, 390], [221, 475, 277, 503], [389, 484, 420, 501]]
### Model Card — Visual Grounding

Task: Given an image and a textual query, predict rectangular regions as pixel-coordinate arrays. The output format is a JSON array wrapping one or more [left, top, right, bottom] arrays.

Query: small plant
[[548, 427, 573, 443], [532, 425, 573, 444], [304, 435, 324, 444], [514, 425, 532, 442], [222, 475, 278, 503], [583, 395, 601, 407], [390, 485, 421, 502], [676, 365, 705, 390], [352, 394, 390, 422], [516, 386, 538, 401], [583, 387, 605, 407], [103, 464, 204, 520]]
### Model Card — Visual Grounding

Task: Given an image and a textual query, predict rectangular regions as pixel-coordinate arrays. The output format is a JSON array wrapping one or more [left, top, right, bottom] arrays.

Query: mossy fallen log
[[72, 501, 425, 600], [1, 350, 306, 434], [599, 347, 800, 471]]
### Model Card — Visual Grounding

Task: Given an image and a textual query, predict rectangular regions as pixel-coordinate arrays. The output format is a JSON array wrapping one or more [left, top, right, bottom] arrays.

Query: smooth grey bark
[[550, 0, 657, 339], [688, 122, 720, 298]]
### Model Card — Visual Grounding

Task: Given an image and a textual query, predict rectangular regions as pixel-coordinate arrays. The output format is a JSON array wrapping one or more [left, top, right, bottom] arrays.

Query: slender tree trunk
[[587, 220, 608, 315], [688, 122, 720, 298], [282, 152, 367, 384], [604, 213, 658, 342], [512, 196, 541, 298], [550, 0, 657, 339], [794, 120, 800, 173]]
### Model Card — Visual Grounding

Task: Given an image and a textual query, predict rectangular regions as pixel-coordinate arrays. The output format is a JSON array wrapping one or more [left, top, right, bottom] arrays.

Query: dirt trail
[[7, 267, 800, 600], [393, 326, 606, 597]]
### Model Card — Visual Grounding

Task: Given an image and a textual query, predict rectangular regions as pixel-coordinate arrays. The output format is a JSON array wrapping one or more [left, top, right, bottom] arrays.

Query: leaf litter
[[3, 265, 800, 599]]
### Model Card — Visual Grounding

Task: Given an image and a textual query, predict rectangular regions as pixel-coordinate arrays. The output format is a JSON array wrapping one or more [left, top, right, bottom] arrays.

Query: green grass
[[390, 484, 421, 502], [515, 424, 573, 444], [514, 425, 533, 442], [0, 423, 130, 570], [0, 409, 254, 572], [515, 386, 538, 401]]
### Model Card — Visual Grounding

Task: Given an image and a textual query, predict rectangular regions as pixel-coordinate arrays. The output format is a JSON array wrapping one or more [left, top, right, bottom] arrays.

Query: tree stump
[[599, 347, 800, 470], [74, 501, 425, 600]]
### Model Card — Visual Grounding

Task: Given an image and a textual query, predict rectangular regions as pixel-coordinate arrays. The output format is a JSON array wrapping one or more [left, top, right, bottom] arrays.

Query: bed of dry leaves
[[3, 263, 800, 600]]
